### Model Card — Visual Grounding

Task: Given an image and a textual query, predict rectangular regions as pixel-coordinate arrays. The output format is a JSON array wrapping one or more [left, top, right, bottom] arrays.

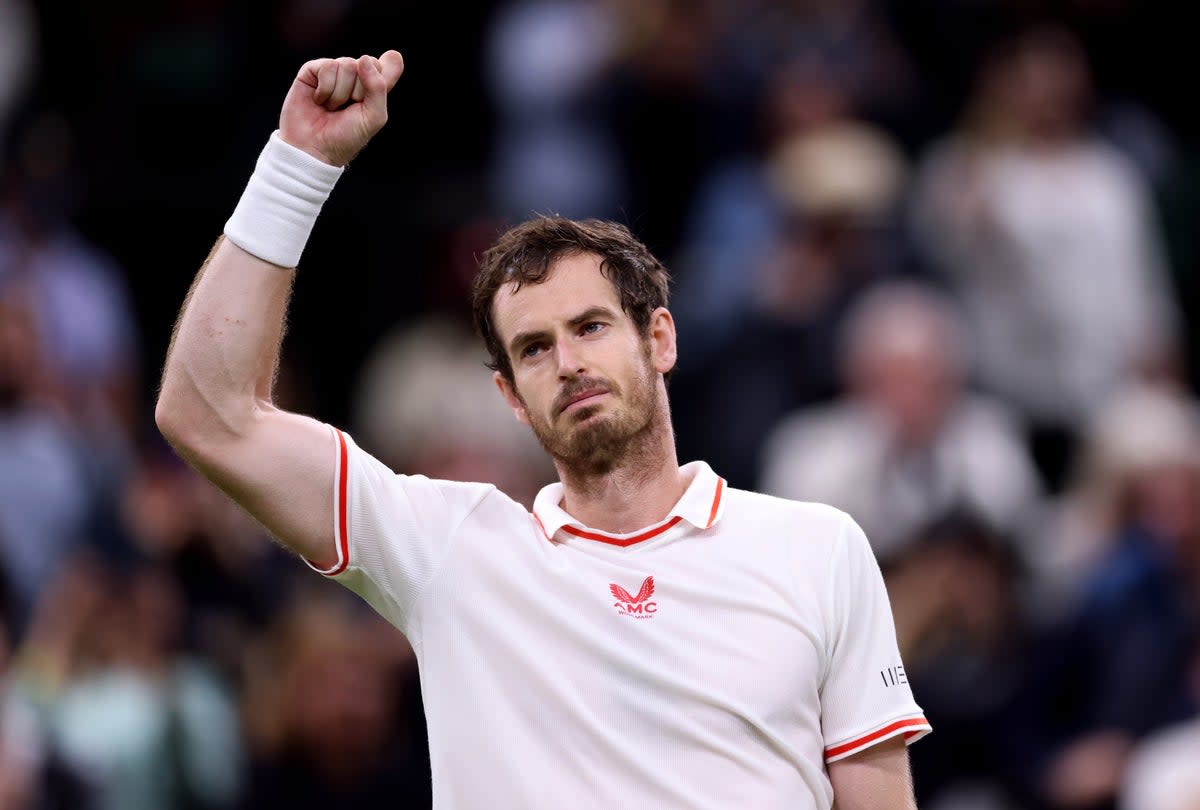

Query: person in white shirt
[[761, 281, 1042, 564], [155, 50, 929, 809], [909, 26, 1179, 435]]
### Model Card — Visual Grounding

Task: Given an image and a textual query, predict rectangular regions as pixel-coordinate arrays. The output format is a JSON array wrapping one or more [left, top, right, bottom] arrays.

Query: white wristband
[[224, 131, 344, 268]]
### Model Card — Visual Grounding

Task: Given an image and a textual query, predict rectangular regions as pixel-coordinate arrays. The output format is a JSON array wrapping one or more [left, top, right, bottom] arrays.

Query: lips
[[557, 387, 610, 416]]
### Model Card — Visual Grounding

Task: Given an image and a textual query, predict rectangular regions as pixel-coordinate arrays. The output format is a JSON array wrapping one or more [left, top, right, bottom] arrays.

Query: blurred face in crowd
[[1129, 461, 1200, 563], [990, 28, 1091, 140], [849, 307, 960, 447], [763, 61, 849, 144], [491, 253, 676, 475]]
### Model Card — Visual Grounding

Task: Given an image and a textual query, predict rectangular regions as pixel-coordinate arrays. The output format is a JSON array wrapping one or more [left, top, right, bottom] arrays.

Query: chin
[[567, 404, 607, 423]]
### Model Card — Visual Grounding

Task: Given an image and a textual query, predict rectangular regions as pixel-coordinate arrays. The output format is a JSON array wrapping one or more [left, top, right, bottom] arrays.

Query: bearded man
[[156, 51, 929, 809]]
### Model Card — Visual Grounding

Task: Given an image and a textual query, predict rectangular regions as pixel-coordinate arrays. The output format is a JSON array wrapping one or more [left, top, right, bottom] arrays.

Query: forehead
[[492, 252, 623, 340]]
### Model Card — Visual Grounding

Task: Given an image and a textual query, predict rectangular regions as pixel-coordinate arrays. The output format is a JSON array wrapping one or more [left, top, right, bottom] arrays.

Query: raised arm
[[155, 52, 404, 568]]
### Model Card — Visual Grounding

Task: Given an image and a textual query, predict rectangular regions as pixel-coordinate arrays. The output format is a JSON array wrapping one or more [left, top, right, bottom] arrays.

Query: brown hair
[[471, 216, 671, 381]]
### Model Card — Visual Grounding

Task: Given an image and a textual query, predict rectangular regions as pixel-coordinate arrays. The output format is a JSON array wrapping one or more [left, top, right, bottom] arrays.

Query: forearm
[[156, 236, 294, 446], [149, 51, 401, 566], [157, 125, 345, 446]]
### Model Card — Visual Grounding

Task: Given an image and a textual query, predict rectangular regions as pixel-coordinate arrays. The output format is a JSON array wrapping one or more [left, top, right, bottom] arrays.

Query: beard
[[520, 350, 660, 477]]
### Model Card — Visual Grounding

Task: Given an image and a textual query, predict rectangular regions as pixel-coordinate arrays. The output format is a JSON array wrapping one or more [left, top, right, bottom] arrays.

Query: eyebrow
[[507, 305, 620, 357]]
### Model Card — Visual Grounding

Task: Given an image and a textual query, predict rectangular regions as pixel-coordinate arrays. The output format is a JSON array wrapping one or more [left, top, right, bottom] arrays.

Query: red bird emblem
[[610, 576, 655, 605]]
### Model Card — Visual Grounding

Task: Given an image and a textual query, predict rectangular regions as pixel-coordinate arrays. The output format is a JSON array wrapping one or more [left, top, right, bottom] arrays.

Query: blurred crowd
[[1, 1, 1198, 809]]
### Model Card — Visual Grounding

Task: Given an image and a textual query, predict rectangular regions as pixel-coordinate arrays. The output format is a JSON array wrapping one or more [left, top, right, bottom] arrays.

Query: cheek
[[513, 377, 552, 420]]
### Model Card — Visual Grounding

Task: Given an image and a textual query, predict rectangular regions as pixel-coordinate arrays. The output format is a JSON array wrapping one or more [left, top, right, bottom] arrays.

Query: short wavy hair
[[471, 216, 671, 381]]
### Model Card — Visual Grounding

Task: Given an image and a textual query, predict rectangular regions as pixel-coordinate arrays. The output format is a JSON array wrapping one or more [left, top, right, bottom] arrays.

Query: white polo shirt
[[310, 427, 930, 810]]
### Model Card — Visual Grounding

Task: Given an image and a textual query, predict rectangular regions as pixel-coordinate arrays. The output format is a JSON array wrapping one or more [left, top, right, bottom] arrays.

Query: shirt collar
[[531, 461, 727, 547]]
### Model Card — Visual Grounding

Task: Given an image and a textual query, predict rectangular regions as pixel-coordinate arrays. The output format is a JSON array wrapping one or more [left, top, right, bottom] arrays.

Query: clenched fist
[[279, 50, 405, 167]]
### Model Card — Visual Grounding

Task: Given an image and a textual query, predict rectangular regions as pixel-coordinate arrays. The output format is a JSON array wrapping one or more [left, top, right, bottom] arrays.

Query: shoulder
[[948, 395, 1033, 451], [1080, 138, 1152, 191], [341, 430, 525, 528], [723, 485, 855, 545], [1123, 719, 1200, 809]]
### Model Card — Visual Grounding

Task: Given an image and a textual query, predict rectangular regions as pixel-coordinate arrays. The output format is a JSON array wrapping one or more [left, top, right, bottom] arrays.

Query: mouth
[[558, 388, 609, 416]]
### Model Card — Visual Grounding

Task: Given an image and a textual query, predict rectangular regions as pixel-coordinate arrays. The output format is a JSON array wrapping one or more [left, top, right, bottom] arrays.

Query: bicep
[[828, 736, 917, 810], [178, 405, 338, 567]]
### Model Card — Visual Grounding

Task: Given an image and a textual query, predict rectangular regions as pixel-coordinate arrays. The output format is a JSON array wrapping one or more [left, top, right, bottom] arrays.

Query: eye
[[581, 322, 605, 335], [521, 342, 545, 359]]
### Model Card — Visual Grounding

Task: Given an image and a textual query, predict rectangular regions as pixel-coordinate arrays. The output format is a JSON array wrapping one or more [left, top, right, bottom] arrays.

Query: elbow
[[155, 384, 264, 458], [154, 387, 194, 451]]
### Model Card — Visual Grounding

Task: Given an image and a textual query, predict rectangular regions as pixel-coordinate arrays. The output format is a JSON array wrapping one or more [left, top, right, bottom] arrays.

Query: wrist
[[223, 131, 344, 268], [277, 129, 342, 167]]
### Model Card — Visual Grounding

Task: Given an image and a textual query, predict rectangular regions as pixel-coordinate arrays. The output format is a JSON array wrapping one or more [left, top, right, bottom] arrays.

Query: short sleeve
[[819, 514, 931, 762], [305, 426, 493, 637]]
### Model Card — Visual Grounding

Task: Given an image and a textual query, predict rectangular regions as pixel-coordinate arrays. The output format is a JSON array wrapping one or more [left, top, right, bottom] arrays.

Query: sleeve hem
[[824, 715, 932, 763], [303, 425, 351, 577]]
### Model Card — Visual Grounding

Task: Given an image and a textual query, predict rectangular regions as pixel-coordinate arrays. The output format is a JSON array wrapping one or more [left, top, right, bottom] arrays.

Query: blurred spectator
[[761, 281, 1041, 562], [486, 0, 626, 220], [12, 558, 242, 810], [715, 0, 919, 138], [0, 291, 94, 626], [909, 25, 1181, 486], [0, 111, 142, 455], [1121, 715, 1200, 810], [672, 79, 910, 487], [1023, 384, 1200, 809], [0, 0, 35, 156], [1033, 384, 1200, 617], [886, 514, 1031, 810], [671, 57, 876, 360], [353, 315, 554, 507], [120, 443, 296, 673], [239, 589, 428, 809], [606, 0, 726, 253], [1, 560, 43, 810]]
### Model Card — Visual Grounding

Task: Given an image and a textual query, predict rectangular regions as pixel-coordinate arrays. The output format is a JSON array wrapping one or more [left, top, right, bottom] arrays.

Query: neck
[[554, 399, 686, 534]]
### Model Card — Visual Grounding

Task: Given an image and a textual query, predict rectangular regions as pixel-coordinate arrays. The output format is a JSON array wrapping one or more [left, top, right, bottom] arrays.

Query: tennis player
[[157, 51, 930, 809]]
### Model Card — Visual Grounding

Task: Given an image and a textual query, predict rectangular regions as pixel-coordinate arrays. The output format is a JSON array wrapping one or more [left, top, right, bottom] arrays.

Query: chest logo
[[610, 576, 657, 619]]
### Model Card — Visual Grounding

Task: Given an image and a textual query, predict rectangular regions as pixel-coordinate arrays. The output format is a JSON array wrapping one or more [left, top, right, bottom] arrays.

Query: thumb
[[378, 50, 405, 90]]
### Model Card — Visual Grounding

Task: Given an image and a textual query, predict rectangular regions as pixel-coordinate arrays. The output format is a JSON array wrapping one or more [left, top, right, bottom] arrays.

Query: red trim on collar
[[706, 478, 725, 529], [561, 516, 683, 547]]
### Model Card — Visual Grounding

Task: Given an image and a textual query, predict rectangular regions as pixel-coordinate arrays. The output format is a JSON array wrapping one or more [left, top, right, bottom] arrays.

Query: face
[[491, 253, 676, 474], [853, 322, 958, 447]]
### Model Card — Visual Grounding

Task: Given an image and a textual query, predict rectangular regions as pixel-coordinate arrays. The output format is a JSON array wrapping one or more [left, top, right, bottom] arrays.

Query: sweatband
[[224, 131, 344, 268]]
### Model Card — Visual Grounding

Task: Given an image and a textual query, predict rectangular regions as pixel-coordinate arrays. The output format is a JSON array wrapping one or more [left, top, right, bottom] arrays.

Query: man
[[761, 281, 1041, 562], [156, 51, 929, 809]]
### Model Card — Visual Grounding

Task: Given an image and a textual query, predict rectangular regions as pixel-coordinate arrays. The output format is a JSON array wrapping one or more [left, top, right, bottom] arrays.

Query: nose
[[554, 337, 586, 379]]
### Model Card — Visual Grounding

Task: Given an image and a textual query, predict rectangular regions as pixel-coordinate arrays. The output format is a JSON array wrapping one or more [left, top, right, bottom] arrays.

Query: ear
[[647, 307, 677, 375], [494, 371, 531, 426]]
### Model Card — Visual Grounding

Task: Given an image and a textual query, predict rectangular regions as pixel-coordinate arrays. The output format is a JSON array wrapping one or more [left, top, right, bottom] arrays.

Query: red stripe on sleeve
[[824, 716, 929, 760], [328, 428, 350, 575], [303, 428, 351, 576]]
